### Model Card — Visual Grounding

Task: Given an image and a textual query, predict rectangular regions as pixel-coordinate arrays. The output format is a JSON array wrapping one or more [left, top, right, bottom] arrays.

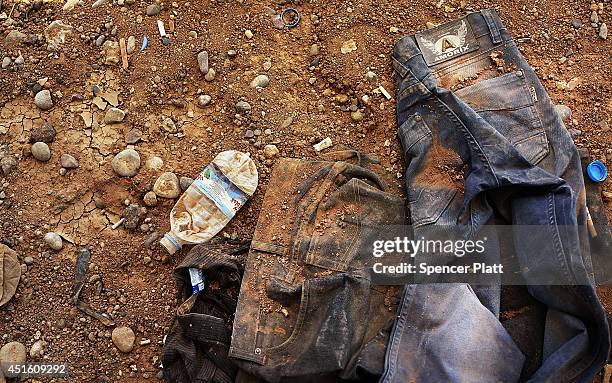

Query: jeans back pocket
[[454, 70, 549, 165]]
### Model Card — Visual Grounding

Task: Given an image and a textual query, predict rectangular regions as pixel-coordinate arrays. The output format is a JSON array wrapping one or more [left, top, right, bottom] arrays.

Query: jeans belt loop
[[481, 9, 502, 44]]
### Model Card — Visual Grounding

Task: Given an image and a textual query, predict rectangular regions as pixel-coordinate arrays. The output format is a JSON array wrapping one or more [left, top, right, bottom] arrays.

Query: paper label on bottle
[[192, 163, 249, 218]]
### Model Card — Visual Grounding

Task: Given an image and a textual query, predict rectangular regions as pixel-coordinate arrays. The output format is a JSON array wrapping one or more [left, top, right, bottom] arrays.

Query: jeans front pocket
[[455, 70, 550, 165]]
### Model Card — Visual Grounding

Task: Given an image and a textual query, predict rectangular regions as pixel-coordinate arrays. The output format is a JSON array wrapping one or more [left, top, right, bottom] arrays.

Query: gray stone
[[126, 36, 136, 54], [60, 154, 79, 169], [24, 256, 33, 265], [235, 101, 251, 114], [125, 128, 142, 144], [30, 123, 56, 143], [591, 11, 599, 23], [112, 326, 135, 353], [0, 342, 26, 364], [31, 142, 51, 162], [197, 94, 211, 107], [153, 172, 181, 198], [568, 128, 582, 138], [112, 149, 141, 177], [179, 176, 193, 192], [34, 90, 53, 110], [197, 51, 209, 74], [143, 191, 157, 207], [146, 3, 160, 16], [366, 71, 377, 84], [244, 129, 254, 139], [123, 204, 144, 230], [14, 55, 23, 66], [555, 104, 572, 121], [4, 30, 27, 46], [0, 155, 17, 175], [95, 35, 105, 47], [227, 49, 237, 57], [250, 74, 270, 88], [570, 19, 582, 29], [44, 232, 63, 250], [104, 107, 126, 124], [600, 23, 608, 39]]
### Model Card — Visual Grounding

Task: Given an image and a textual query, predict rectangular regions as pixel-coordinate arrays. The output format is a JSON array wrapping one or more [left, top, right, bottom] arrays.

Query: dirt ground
[[0, 0, 611, 381]]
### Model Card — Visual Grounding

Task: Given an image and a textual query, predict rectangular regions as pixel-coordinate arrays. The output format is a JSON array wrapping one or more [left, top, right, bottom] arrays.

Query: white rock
[[60, 154, 79, 168], [112, 149, 141, 177], [44, 232, 63, 250], [153, 172, 181, 199], [250, 74, 270, 88], [34, 90, 53, 110]]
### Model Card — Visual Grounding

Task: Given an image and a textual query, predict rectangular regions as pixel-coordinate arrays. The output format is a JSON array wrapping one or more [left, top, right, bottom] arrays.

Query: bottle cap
[[587, 160, 607, 182], [160, 233, 181, 255]]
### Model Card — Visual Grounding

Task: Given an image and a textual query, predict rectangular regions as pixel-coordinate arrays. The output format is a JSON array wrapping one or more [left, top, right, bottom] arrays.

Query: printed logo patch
[[416, 19, 479, 66]]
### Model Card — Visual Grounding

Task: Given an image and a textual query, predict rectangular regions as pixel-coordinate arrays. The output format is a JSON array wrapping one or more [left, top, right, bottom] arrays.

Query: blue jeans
[[383, 9, 610, 383]]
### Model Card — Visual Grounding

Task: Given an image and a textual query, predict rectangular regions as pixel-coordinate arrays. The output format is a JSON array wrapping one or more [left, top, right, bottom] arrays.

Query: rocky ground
[[0, 0, 611, 381]]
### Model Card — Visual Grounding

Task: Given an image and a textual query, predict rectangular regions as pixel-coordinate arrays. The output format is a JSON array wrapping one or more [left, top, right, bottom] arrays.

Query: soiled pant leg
[[384, 9, 609, 383]]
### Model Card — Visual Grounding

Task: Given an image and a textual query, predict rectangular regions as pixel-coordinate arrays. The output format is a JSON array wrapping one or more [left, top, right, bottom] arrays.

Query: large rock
[[0, 244, 21, 307], [30, 122, 56, 143], [111, 326, 135, 353], [31, 142, 51, 162], [0, 342, 26, 364], [153, 172, 181, 198], [112, 149, 141, 177]]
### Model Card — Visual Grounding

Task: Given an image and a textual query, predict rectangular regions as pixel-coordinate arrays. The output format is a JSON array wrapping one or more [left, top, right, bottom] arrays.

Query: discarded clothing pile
[[162, 9, 610, 383]]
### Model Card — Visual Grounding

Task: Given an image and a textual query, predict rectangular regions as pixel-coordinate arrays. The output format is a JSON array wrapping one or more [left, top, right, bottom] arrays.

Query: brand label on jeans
[[416, 19, 479, 66]]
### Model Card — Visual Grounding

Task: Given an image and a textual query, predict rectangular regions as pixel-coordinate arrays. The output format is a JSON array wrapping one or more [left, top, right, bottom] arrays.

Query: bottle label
[[192, 163, 249, 218], [188, 268, 205, 295]]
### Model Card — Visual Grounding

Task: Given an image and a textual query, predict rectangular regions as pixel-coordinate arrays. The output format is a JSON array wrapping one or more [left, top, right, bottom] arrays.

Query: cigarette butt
[[157, 20, 167, 37], [169, 19, 175, 33], [112, 218, 125, 230], [119, 38, 128, 70], [587, 208, 597, 238], [379, 85, 392, 100]]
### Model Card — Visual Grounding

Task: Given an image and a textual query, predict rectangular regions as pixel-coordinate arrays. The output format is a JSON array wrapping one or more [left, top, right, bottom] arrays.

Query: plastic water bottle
[[160, 150, 258, 254]]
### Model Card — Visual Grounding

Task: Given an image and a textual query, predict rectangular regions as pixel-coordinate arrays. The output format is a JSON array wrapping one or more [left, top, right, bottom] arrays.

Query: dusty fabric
[[161, 239, 249, 383], [229, 154, 406, 382]]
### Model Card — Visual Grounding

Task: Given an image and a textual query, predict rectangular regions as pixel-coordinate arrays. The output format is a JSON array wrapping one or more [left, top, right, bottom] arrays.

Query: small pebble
[[236, 101, 251, 114], [146, 3, 160, 16], [34, 90, 53, 110], [31, 142, 51, 162], [143, 191, 158, 207], [263, 144, 279, 158], [44, 232, 63, 251], [197, 94, 211, 107], [112, 326, 135, 353], [251, 74, 270, 88], [245, 29, 253, 39], [600, 23, 608, 39], [204, 68, 216, 81], [104, 107, 126, 124], [179, 176, 193, 192], [112, 149, 141, 177], [153, 172, 181, 198], [60, 154, 79, 169], [24, 256, 34, 265], [197, 50, 209, 74]]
